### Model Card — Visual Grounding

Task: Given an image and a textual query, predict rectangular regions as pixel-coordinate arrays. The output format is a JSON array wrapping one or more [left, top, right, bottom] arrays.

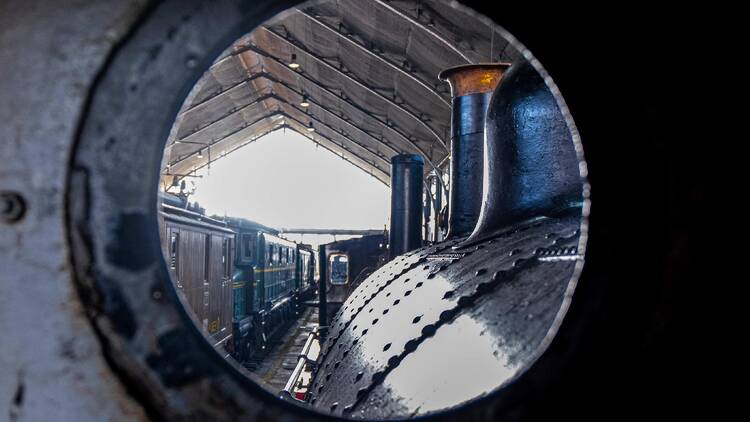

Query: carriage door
[[207, 235, 233, 342], [201, 234, 211, 330], [222, 237, 233, 336]]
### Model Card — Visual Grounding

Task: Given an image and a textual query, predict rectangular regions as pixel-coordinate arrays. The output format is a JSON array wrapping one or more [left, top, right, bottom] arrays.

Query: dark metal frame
[[251, 27, 450, 153], [168, 108, 281, 167], [62, 1, 600, 421], [372, 0, 473, 63], [241, 45, 448, 191], [293, 9, 451, 108]]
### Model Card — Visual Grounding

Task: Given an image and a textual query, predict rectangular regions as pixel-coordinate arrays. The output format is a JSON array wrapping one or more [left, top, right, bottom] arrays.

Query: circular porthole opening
[[69, 0, 588, 420]]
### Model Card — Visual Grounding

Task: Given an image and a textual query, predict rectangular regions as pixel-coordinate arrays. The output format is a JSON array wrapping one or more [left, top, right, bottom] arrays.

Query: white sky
[[187, 129, 390, 248]]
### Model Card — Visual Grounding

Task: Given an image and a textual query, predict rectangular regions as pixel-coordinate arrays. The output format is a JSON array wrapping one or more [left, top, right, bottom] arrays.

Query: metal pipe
[[280, 357, 306, 401], [431, 173, 443, 241], [279, 228, 383, 236], [299, 331, 316, 358], [318, 245, 327, 328], [389, 154, 424, 258], [465, 61, 583, 244], [280, 330, 318, 401], [423, 188, 431, 241], [439, 63, 510, 237]]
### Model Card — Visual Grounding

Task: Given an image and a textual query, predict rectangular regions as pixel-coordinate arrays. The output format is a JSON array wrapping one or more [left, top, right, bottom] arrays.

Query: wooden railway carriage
[[159, 207, 319, 362], [160, 203, 235, 350]]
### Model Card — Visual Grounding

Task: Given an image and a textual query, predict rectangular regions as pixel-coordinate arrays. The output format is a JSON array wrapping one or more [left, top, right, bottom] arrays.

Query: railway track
[[244, 307, 319, 392]]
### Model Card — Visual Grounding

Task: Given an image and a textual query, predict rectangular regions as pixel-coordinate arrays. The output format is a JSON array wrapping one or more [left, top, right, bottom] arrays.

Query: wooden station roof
[[163, 0, 524, 188]]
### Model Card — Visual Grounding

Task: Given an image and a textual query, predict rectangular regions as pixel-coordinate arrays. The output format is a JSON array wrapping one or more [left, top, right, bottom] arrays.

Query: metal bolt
[[1, 192, 26, 224]]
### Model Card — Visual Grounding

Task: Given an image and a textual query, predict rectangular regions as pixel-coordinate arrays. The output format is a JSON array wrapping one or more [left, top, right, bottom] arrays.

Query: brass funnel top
[[439, 63, 512, 97]]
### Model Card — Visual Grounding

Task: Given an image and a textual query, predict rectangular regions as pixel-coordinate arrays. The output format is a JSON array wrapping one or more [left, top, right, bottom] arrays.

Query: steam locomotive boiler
[[305, 60, 586, 417]]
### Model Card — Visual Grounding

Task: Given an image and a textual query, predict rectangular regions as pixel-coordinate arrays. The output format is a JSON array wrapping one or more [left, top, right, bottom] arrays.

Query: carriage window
[[241, 233, 255, 260], [329, 254, 349, 285], [169, 232, 179, 271]]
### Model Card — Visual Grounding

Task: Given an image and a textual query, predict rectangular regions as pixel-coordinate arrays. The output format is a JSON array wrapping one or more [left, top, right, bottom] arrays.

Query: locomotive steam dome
[[308, 61, 585, 418]]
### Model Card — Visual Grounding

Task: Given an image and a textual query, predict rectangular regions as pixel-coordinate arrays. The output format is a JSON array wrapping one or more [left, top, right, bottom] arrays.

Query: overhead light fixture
[[300, 94, 310, 108], [197, 149, 204, 158], [306, 121, 315, 132], [288, 53, 300, 69]]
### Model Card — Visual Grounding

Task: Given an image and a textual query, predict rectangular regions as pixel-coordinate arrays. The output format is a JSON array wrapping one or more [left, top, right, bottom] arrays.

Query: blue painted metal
[[389, 154, 424, 258], [466, 61, 584, 244]]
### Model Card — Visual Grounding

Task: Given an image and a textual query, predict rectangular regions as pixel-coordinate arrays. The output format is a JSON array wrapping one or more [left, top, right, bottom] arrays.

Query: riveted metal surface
[[357, 222, 580, 418], [310, 216, 581, 417], [318, 239, 464, 363]]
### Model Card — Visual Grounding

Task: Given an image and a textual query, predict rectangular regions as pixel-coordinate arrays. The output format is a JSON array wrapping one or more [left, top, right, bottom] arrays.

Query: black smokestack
[[439, 63, 510, 237], [389, 154, 424, 257]]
